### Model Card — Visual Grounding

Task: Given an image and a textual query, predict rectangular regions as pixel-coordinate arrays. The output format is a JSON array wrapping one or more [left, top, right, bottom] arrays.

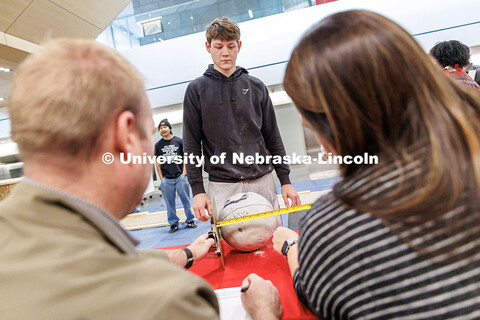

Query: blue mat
[[130, 176, 339, 249], [133, 220, 211, 249]]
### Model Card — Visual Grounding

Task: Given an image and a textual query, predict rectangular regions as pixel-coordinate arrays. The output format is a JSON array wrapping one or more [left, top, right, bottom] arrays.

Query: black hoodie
[[183, 64, 291, 196]]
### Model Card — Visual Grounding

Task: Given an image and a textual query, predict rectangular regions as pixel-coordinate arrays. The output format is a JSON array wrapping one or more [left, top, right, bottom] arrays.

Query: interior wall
[[0, 119, 10, 139], [275, 104, 306, 156], [121, 0, 480, 109]]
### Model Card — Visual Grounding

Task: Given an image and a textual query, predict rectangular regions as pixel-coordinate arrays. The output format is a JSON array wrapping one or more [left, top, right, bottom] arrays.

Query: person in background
[[155, 118, 196, 233], [1, 38, 281, 320], [183, 17, 300, 221], [430, 40, 480, 90], [268, 10, 479, 319]]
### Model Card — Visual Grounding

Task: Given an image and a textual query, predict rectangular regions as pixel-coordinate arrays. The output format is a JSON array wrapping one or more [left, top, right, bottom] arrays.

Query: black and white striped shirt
[[294, 162, 480, 319]]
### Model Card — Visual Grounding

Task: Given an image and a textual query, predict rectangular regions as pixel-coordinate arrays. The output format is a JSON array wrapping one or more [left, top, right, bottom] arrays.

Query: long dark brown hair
[[284, 10, 480, 256]]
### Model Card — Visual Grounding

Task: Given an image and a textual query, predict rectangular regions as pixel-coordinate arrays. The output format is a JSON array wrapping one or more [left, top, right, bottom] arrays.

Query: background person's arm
[[153, 143, 163, 180], [155, 162, 163, 180]]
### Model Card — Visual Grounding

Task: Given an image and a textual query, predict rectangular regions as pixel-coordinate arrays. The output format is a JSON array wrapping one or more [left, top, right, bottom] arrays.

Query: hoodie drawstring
[[218, 77, 223, 105], [231, 76, 236, 102], [218, 75, 236, 104]]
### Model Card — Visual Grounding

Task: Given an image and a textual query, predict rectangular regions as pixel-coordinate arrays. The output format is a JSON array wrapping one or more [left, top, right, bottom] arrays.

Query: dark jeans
[[160, 175, 195, 226]]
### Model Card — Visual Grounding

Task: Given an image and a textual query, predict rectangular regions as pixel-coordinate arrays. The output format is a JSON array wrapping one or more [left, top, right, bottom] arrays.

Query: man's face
[[159, 125, 171, 137], [206, 39, 242, 76]]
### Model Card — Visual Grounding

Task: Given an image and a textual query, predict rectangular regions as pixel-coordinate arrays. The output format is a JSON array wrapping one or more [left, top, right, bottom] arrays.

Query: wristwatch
[[281, 238, 298, 258], [182, 248, 194, 269]]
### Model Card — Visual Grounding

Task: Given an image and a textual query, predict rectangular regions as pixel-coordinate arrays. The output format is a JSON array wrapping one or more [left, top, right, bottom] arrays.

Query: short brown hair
[[8, 38, 146, 159], [205, 17, 240, 44]]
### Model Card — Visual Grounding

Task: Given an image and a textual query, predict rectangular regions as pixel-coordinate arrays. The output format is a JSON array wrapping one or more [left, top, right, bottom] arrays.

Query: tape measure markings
[[216, 203, 313, 227]]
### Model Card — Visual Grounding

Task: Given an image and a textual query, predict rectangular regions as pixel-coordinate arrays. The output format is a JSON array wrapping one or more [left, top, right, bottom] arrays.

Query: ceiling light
[[0, 98, 5, 101], [248, 10, 253, 18], [137, 17, 163, 37], [0, 67, 12, 73]]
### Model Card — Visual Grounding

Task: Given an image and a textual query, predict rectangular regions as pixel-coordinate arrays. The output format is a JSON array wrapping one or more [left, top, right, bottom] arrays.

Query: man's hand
[[241, 273, 282, 320], [281, 184, 301, 207], [192, 193, 213, 221], [187, 232, 215, 265], [164, 232, 214, 267], [272, 226, 299, 254]]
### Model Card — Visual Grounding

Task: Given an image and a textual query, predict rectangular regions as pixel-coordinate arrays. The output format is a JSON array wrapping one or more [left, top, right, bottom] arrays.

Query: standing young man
[[155, 119, 197, 233], [183, 17, 300, 221]]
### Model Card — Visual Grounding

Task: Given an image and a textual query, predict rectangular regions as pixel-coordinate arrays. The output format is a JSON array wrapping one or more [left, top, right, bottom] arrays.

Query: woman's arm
[[272, 226, 300, 277]]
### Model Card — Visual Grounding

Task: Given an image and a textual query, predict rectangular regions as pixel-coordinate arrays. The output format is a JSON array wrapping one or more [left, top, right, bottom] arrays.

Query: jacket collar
[[19, 178, 140, 256]]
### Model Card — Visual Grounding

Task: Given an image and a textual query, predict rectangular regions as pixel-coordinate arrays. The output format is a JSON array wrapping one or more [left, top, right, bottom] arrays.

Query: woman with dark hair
[[272, 10, 480, 319], [430, 40, 479, 89]]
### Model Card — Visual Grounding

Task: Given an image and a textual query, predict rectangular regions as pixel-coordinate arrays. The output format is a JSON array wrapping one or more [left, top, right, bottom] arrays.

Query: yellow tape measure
[[216, 203, 313, 227]]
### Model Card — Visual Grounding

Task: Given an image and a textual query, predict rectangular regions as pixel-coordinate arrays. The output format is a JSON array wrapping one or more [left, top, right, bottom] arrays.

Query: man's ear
[[205, 41, 211, 53], [237, 40, 242, 52], [114, 110, 137, 154]]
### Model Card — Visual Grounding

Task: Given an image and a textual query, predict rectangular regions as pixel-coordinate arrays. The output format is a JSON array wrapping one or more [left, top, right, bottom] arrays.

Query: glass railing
[[97, 0, 337, 51]]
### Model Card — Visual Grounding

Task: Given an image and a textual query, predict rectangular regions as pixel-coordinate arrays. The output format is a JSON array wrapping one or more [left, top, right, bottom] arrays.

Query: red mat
[[162, 236, 315, 320]]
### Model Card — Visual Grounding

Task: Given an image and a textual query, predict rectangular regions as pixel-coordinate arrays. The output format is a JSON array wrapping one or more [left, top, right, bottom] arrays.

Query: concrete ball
[[218, 192, 279, 252]]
